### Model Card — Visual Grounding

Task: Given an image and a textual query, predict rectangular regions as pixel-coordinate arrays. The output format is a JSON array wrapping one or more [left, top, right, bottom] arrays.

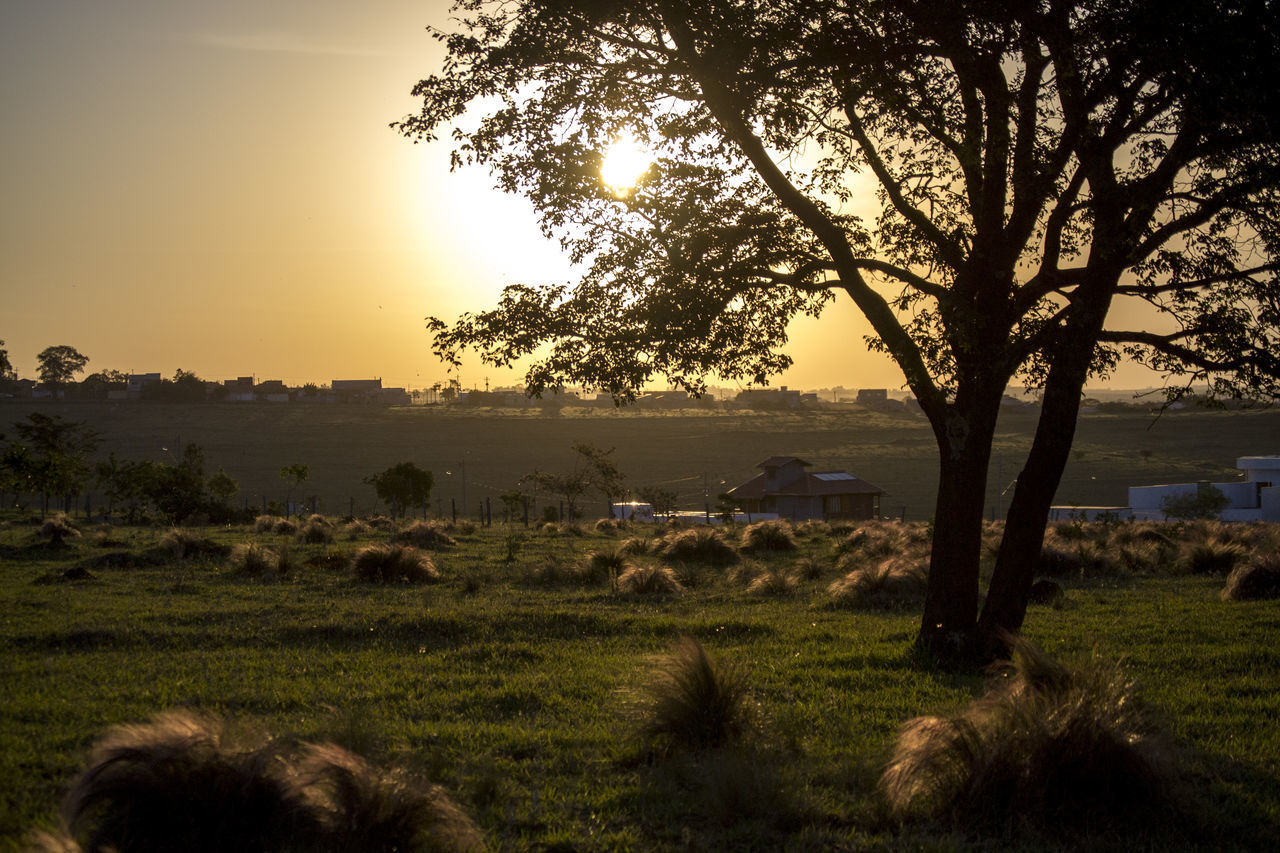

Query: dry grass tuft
[[157, 528, 227, 560], [595, 517, 630, 533], [880, 638, 1175, 833], [296, 743, 485, 852], [745, 563, 798, 596], [38, 514, 81, 545], [298, 517, 335, 545], [1179, 538, 1247, 575], [340, 519, 372, 540], [616, 562, 684, 595], [581, 547, 627, 585], [351, 544, 439, 584], [619, 535, 654, 556], [1221, 553, 1280, 601], [657, 527, 739, 565], [739, 520, 797, 554], [395, 520, 458, 550], [228, 543, 288, 580], [272, 518, 298, 536], [254, 514, 280, 533], [828, 556, 927, 609], [633, 636, 754, 752]]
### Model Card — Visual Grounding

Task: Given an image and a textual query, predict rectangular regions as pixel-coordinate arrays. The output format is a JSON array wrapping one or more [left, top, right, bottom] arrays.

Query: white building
[[1127, 456, 1280, 522]]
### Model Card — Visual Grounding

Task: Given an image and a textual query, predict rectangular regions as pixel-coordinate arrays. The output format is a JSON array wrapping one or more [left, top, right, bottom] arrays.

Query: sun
[[600, 134, 652, 194]]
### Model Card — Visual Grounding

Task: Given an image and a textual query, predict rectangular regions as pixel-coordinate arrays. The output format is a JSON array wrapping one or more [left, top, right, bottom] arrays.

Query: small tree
[[365, 462, 434, 519], [279, 463, 309, 517], [36, 345, 89, 396], [12, 413, 101, 514], [207, 468, 239, 506], [637, 486, 679, 519], [1161, 485, 1231, 521], [575, 442, 627, 515], [0, 340, 15, 383]]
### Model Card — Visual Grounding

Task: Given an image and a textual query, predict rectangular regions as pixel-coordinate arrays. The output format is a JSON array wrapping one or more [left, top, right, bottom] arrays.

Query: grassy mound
[[351, 544, 439, 584]]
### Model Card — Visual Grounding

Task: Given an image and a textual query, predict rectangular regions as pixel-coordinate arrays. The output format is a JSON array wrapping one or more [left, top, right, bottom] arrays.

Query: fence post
[[451, 498, 457, 524]]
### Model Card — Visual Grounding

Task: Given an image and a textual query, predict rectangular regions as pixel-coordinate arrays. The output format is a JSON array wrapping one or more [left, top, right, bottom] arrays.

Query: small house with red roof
[[725, 456, 885, 521]]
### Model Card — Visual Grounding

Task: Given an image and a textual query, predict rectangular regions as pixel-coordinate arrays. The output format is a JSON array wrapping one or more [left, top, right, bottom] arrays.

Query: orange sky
[[0, 1, 1162, 394]]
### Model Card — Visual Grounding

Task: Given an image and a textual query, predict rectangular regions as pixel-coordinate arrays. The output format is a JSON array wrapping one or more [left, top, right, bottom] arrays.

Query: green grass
[[2, 518, 1279, 850]]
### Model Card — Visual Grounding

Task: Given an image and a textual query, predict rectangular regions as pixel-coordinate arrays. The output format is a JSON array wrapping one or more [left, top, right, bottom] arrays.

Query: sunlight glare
[[600, 134, 652, 194]]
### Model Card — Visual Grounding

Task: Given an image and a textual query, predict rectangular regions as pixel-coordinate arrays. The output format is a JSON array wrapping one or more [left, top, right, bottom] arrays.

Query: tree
[[365, 462, 435, 518], [79, 369, 129, 398], [36, 345, 89, 395], [279, 463, 309, 516], [574, 442, 628, 514], [637, 486, 679, 519], [207, 468, 239, 506], [1160, 484, 1231, 521], [0, 340, 15, 383], [400, 1, 1280, 663], [12, 413, 101, 513]]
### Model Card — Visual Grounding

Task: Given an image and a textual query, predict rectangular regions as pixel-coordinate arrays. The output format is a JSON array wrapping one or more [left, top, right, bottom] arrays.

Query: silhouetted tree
[[11, 413, 101, 514], [365, 462, 434, 519], [36, 345, 89, 397], [279, 463, 309, 516], [401, 0, 1280, 663], [0, 340, 15, 383]]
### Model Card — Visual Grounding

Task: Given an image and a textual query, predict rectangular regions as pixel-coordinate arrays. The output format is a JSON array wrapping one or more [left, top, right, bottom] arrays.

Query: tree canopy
[[365, 462, 435, 518], [400, 0, 1280, 662], [36, 345, 89, 392]]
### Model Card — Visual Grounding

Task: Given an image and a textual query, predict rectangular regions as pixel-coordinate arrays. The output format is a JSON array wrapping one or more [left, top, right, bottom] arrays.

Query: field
[[2, 514, 1279, 851], [2, 400, 1277, 521]]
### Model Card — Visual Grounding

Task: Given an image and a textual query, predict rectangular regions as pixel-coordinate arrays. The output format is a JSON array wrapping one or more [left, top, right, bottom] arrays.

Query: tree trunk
[[917, 399, 1000, 665], [977, 295, 1115, 658]]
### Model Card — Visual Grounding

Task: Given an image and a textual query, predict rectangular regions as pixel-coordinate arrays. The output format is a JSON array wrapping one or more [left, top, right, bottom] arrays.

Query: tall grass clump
[[745, 563, 798, 597], [1222, 554, 1280, 601], [38, 514, 81, 546], [227, 543, 289, 580], [616, 562, 683, 596], [272, 518, 298, 536], [828, 557, 927, 609], [1179, 538, 1247, 575], [296, 743, 485, 853], [340, 519, 372, 540], [157, 528, 227, 560], [880, 638, 1175, 833], [254, 514, 280, 534], [580, 547, 627, 584], [298, 516, 335, 545], [351, 544, 439, 584], [51, 711, 321, 853], [632, 636, 754, 753], [739, 520, 797, 554], [657, 527, 739, 566], [395, 521, 458, 550]]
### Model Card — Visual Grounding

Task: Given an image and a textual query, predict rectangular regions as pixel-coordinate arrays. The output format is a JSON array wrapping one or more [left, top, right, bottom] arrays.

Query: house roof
[[757, 456, 811, 469], [727, 470, 886, 499]]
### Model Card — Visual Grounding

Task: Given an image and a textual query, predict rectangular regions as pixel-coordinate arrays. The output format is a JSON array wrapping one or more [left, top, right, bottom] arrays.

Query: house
[[725, 456, 886, 521], [1128, 456, 1280, 522]]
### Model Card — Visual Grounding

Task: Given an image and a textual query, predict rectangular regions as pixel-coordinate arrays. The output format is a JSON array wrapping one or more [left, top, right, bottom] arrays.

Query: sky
[[1, 1, 1157, 394]]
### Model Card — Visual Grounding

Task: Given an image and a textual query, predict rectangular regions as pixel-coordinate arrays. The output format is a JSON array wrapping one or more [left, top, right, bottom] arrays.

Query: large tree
[[36, 345, 89, 396], [399, 0, 1280, 662]]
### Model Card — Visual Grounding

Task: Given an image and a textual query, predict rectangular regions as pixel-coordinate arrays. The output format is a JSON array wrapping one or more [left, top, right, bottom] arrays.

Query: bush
[[657, 527, 739, 566], [739, 520, 797, 553], [1222, 554, 1280, 601], [880, 638, 1174, 833], [351, 544, 439, 584], [632, 636, 754, 753], [616, 563, 683, 595], [581, 547, 626, 584], [395, 521, 457, 550], [827, 557, 927, 609]]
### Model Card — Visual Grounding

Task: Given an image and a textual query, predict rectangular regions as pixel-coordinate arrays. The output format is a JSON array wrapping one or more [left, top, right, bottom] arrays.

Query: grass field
[[2, 400, 1277, 521], [2, 515, 1279, 850]]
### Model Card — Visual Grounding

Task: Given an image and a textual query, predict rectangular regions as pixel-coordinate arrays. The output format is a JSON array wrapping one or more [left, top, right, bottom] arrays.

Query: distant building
[[856, 388, 888, 404], [332, 378, 383, 403], [735, 386, 802, 409], [725, 456, 885, 521], [126, 373, 162, 400]]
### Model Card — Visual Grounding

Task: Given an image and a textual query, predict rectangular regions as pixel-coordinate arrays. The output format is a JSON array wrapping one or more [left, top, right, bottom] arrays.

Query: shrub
[[1222, 554, 1280, 601], [351, 544, 439, 584], [616, 563, 683, 595], [827, 557, 927, 609], [739, 520, 797, 554], [395, 521, 458, 550], [657, 527, 739, 566], [38, 514, 80, 546], [228, 543, 284, 579], [880, 638, 1174, 833], [453, 519, 478, 536], [632, 636, 753, 753]]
